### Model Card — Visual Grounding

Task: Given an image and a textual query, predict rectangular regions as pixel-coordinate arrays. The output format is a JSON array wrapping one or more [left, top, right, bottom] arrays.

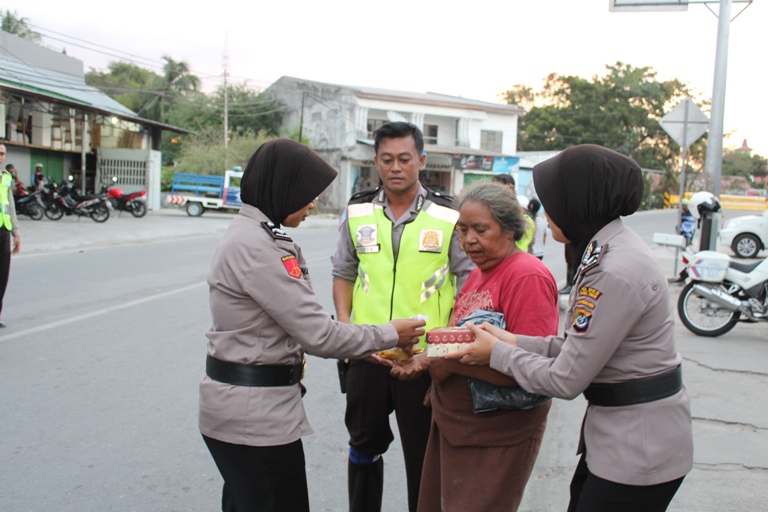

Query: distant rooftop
[[275, 76, 524, 115], [0, 31, 189, 133]]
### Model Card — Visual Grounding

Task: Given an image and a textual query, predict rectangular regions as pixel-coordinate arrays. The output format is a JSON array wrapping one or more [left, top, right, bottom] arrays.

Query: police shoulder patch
[[281, 254, 302, 279], [262, 221, 292, 242], [572, 307, 592, 333]]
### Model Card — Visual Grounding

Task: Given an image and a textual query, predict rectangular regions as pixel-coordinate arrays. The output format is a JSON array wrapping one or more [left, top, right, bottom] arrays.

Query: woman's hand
[[390, 354, 431, 381], [390, 318, 427, 350], [478, 322, 518, 346], [445, 322, 513, 366]]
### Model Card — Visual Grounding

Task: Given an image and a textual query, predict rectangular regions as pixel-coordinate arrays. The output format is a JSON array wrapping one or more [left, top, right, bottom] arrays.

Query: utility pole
[[223, 32, 229, 170], [704, 0, 732, 198], [298, 92, 306, 143]]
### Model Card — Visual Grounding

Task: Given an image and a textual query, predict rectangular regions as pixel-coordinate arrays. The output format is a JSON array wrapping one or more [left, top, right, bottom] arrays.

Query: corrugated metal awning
[[0, 57, 192, 134]]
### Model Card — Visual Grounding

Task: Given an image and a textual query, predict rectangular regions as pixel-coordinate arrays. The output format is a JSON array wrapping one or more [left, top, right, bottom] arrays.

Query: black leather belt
[[206, 355, 303, 387], [583, 365, 682, 407]]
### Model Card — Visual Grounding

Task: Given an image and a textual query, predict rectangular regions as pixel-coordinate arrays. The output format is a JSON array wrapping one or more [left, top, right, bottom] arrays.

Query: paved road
[[1, 208, 766, 511]]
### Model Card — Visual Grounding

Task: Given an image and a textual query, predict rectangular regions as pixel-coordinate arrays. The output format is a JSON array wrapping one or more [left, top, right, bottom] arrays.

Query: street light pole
[[704, 0, 732, 198]]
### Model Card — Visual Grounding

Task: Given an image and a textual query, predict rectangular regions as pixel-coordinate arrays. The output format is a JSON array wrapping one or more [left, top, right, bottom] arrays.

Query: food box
[[425, 327, 476, 357]]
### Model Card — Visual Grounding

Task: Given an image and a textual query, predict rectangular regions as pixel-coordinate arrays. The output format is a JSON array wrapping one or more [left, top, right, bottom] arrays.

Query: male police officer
[[0, 145, 21, 327], [332, 122, 473, 512]]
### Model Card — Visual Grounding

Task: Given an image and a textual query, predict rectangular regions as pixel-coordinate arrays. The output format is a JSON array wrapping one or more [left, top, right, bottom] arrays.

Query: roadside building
[[264, 76, 524, 211], [0, 31, 189, 210]]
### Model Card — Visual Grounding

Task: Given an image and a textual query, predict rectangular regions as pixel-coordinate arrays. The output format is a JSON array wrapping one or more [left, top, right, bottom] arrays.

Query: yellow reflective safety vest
[[347, 191, 459, 350], [516, 213, 535, 253], [0, 172, 13, 231]]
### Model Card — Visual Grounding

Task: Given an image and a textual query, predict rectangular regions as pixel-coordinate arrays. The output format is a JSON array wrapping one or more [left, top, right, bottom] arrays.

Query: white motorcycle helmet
[[687, 191, 721, 220], [516, 195, 530, 209]]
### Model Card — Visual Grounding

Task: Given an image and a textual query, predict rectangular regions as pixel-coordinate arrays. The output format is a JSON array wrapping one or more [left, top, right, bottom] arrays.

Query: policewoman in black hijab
[[199, 138, 425, 512], [447, 144, 693, 512]]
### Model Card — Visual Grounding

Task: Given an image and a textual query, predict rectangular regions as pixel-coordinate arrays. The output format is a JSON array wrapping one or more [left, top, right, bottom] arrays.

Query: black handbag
[[467, 378, 551, 414], [457, 310, 551, 414]]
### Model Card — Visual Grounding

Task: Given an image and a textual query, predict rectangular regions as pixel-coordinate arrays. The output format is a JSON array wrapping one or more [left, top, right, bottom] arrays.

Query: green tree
[[1, 10, 41, 42], [85, 61, 161, 113], [721, 148, 768, 181], [169, 128, 273, 177], [136, 56, 201, 122], [501, 62, 709, 201]]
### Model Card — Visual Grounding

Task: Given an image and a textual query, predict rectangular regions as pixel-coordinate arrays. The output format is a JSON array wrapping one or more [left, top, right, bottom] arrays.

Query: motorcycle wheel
[[28, 203, 45, 221], [129, 200, 148, 218], [91, 203, 110, 223], [677, 281, 740, 337], [45, 202, 64, 220]]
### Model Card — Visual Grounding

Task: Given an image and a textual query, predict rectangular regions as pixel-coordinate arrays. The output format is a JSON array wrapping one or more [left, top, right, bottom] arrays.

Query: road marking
[[0, 256, 331, 343], [0, 281, 207, 343]]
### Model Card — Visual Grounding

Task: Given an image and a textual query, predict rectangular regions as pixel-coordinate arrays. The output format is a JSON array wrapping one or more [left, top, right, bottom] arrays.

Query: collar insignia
[[416, 195, 425, 212], [262, 221, 292, 242], [579, 241, 607, 275]]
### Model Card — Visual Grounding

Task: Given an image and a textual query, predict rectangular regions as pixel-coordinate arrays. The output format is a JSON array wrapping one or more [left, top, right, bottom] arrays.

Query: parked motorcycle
[[50, 178, 110, 222], [13, 189, 45, 220], [106, 178, 147, 218], [678, 250, 768, 336], [41, 180, 64, 220]]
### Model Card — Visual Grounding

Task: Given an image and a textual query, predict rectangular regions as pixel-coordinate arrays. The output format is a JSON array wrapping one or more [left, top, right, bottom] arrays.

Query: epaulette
[[348, 187, 381, 205], [425, 187, 456, 210], [261, 221, 293, 242], [579, 240, 608, 276]]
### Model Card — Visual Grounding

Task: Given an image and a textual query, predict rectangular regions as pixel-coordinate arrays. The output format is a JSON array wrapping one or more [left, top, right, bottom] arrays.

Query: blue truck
[[166, 169, 243, 216]]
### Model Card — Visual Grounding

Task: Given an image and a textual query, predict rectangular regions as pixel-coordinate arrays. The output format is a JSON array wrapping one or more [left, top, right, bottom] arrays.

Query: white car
[[719, 210, 768, 258]]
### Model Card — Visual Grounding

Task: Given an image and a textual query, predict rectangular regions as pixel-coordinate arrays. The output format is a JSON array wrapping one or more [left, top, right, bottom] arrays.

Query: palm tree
[[1, 10, 42, 42], [137, 56, 201, 122]]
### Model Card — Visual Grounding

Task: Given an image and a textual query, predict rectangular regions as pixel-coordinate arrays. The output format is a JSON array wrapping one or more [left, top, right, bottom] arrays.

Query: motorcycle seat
[[729, 260, 764, 273]]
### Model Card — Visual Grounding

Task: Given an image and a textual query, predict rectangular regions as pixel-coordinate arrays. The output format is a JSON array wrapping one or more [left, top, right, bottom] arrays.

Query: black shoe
[[0, 320, 6, 328], [558, 285, 572, 295]]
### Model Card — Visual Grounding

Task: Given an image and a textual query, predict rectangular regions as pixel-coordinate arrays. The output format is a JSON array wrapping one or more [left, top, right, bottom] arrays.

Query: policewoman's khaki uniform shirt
[[490, 218, 693, 486], [199, 204, 399, 447]]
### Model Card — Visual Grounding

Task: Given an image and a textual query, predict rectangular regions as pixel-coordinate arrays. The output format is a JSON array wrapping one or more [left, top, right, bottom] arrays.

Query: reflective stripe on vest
[[0, 173, 12, 231], [347, 200, 459, 348]]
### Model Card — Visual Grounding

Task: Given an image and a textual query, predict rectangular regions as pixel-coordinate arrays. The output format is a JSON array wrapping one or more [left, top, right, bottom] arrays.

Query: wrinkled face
[[374, 136, 425, 196], [283, 199, 317, 228], [458, 199, 515, 270], [545, 211, 570, 244]]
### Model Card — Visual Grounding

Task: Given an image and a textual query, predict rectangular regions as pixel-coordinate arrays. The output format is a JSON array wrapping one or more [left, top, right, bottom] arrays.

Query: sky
[[9, 0, 768, 156]]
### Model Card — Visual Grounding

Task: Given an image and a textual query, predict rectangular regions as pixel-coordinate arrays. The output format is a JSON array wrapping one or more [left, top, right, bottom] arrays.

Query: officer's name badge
[[578, 286, 603, 300], [419, 229, 443, 253]]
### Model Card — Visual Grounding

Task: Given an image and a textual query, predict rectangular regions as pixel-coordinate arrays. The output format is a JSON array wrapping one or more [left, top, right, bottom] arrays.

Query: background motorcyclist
[[32, 163, 45, 191], [679, 198, 696, 247]]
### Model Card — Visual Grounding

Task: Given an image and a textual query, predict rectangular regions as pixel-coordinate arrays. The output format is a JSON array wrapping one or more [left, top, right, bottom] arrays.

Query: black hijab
[[533, 144, 643, 269], [240, 138, 338, 226]]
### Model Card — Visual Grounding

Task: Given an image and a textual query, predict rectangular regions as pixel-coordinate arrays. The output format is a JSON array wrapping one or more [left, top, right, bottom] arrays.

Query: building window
[[481, 130, 503, 153], [424, 124, 438, 145], [367, 119, 387, 139]]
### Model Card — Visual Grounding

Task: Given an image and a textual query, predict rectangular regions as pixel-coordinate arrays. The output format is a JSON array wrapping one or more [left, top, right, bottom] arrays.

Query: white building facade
[[265, 77, 524, 212]]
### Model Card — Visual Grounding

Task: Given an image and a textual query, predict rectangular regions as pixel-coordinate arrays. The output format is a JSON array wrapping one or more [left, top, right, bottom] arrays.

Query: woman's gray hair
[[459, 182, 528, 241]]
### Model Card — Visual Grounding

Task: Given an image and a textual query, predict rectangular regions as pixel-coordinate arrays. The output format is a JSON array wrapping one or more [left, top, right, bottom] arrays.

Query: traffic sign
[[659, 98, 709, 149]]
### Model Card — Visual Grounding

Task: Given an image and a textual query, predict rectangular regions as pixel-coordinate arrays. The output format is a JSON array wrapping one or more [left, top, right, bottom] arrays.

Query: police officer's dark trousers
[[568, 453, 684, 512], [0, 228, 12, 317], [345, 360, 432, 512], [202, 435, 310, 512]]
